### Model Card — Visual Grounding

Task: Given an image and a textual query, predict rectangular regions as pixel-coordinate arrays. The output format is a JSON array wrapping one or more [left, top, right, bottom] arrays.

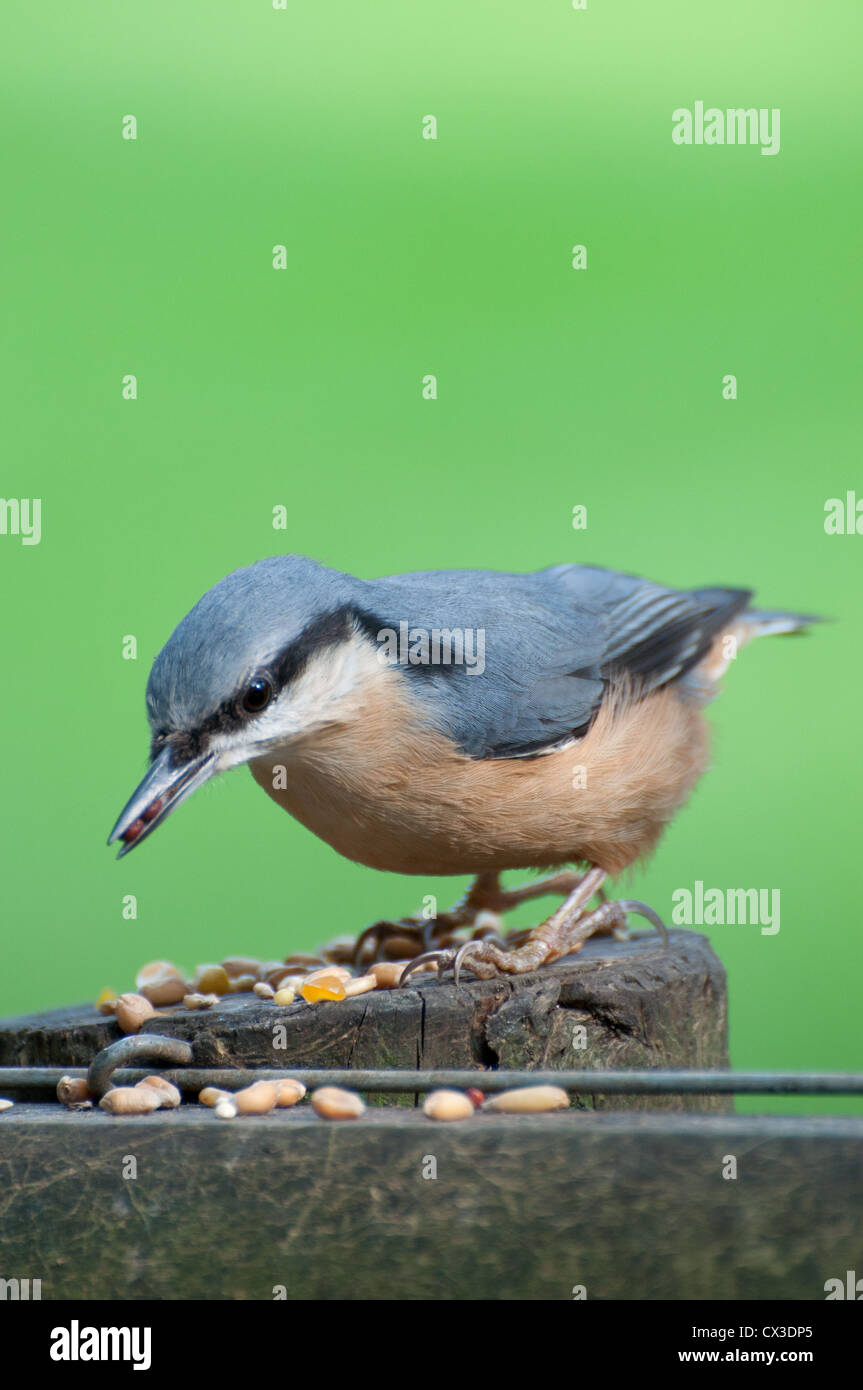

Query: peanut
[[99, 1086, 161, 1115], [0, 1099, 14, 1113], [266, 969, 306, 990], [199, 1087, 232, 1107], [136, 959, 183, 991], [139, 1076, 181, 1109], [273, 987, 296, 1006], [140, 976, 187, 1006], [275, 1079, 306, 1107], [305, 966, 352, 985], [227, 974, 258, 994], [192, 964, 231, 995], [483, 1085, 570, 1114], [57, 1076, 90, 1106], [136, 960, 187, 1005], [234, 1081, 279, 1115], [183, 992, 219, 1010], [311, 1086, 365, 1120], [343, 975, 376, 998], [253, 981, 275, 999], [134, 1083, 169, 1108], [214, 1098, 237, 1120], [422, 1089, 475, 1122], [115, 993, 157, 1034], [367, 961, 407, 988]]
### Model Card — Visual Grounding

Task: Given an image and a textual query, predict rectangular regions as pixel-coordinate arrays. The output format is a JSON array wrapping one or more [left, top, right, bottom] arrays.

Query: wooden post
[[0, 930, 728, 1111]]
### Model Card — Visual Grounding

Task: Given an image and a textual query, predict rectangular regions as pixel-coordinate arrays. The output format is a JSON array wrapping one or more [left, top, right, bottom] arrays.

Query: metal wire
[[3, 1065, 863, 1097]]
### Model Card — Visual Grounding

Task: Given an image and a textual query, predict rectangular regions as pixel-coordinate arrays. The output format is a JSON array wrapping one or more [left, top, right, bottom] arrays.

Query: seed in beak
[[142, 798, 162, 822], [122, 818, 145, 843]]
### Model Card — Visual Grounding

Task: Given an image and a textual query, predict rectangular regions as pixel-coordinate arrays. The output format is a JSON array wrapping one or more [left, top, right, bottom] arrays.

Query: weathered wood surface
[[0, 930, 729, 1111], [1, 1106, 860, 1300]]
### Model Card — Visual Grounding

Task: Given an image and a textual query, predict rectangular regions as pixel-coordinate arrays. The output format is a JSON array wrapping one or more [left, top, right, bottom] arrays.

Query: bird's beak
[[107, 746, 217, 858]]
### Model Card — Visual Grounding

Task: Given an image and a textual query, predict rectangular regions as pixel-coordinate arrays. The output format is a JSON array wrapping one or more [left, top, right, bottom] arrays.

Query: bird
[[108, 554, 817, 982]]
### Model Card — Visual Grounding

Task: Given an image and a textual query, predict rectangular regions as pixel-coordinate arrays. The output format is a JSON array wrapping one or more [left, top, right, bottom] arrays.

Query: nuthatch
[[109, 555, 816, 981]]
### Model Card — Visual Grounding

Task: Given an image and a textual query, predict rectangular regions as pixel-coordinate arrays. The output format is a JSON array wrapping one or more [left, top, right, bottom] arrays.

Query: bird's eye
[[242, 678, 273, 714]]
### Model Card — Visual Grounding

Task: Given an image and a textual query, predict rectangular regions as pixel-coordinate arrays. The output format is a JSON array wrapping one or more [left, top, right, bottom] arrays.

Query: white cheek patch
[[209, 631, 387, 768], [281, 631, 385, 730]]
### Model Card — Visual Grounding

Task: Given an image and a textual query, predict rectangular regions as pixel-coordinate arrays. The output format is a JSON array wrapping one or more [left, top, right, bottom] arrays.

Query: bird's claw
[[615, 899, 669, 950], [399, 936, 510, 987], [452, 938, 501, 984], [398, 949, 455, 987]]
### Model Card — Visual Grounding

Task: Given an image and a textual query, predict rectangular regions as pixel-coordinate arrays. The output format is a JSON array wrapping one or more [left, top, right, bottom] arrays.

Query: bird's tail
[[681, 605, 822, 698], [740, 608, 823, 638]]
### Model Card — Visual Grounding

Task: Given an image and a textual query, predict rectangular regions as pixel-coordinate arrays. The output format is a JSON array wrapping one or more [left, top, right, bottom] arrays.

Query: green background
[[2, 2, 860, 1113]]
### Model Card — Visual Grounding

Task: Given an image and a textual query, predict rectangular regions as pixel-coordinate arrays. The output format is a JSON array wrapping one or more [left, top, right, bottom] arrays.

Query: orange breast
[[250, 677, 709, 878]]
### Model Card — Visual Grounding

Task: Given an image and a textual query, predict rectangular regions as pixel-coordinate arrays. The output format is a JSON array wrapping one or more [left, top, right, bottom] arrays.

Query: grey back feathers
[[146, 554, 812, 761]]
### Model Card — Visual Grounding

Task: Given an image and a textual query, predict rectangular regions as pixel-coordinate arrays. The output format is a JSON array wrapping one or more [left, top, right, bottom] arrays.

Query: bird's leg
[[430, 871, 588, 942], [349, 870, 591, 967], [464, 869, 588, 915], [400, 869, 669, 985]]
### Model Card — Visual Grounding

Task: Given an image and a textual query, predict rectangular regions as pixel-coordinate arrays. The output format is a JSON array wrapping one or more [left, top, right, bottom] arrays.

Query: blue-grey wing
[[368, 564, 750, 759]]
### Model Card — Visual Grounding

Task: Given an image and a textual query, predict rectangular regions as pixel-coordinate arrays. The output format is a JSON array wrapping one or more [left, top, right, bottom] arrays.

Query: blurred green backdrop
[[1, 1, 860, 1113]]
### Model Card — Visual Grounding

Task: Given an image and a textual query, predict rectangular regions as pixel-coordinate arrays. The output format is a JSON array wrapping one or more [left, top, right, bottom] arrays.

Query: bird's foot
[[349, 919, 431, 967], [400, 870, 669, 985], [348, 869, 592, 967]]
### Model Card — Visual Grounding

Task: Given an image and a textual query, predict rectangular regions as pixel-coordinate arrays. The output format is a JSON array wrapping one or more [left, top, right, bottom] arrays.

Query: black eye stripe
[[151, 605, 383, 766]]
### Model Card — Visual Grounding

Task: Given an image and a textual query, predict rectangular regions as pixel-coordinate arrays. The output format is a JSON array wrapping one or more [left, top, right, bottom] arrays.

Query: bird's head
[[108, 555, 381, 856]]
